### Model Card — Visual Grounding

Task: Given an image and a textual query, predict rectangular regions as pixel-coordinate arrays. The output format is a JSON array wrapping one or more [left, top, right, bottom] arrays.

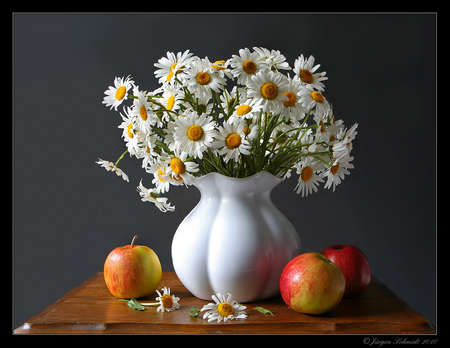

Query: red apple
[[104, 235, 162, 299], [322, 244, 371, 297], [279, 252, 346, 315]]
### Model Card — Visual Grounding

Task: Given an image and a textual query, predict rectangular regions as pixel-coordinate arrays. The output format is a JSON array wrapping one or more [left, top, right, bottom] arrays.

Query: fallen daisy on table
[[155, 287, 180, 312], [200, 293, 247, 323]]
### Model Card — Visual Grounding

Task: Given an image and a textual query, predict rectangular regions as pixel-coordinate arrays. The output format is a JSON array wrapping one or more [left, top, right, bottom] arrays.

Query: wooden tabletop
[[14, 272, 435, 335]]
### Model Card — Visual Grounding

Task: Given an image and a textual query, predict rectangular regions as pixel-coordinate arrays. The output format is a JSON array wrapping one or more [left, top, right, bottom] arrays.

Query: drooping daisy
[[172, 112, 217, 159], [293, 157, 324, 197], [148, 160, 172, 194], [332, 123, 358, 160], [228, 47, 264, 85], [242, 121, 259, 140], [228, 98, 264, 124], [185, 57, 226, 100], [160, 84, 183, 114], [279, 75, 306, 121], [212, 120, 251, 163], [321, 155, 354, 192], [137, 179, 175, 213], [210, 59, 234, 79], [292, 54, 328, 92], [200, 292, 247, 323], [154, 50, 196, 85], [299, 87, 331, 121], [118, 106, 142, 157], [132, 87, 155, 132], [316, 118, 345, 146], [253, 47, 291, 72], [165, 150, 200, 186], [246, 70, 289, 115], [155, 287, 180, 312], [102, 75, 134, 111], [96, 159, 129, 182]]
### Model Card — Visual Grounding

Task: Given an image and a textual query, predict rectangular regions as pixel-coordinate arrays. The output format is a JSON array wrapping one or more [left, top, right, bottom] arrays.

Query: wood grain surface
[[14, 272, 435, 334]]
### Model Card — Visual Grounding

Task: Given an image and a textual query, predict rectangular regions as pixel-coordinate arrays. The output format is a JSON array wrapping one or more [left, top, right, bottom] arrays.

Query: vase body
[[171, 171, 301, 302]]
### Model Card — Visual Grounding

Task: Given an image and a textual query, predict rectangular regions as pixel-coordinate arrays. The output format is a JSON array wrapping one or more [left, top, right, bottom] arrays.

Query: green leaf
[[189, 307, 201, 318], [119, 298, 146, 311], [253, 306, 274, 316]]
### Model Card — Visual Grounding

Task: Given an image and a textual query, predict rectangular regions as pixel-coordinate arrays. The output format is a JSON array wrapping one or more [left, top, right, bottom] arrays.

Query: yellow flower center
[[260, 82, 278, 100], [195, 72, 211, 85], [146, 145, 150, 153], [211, 60, 226, 70], [127, 123, 134, 138], [217, 302, 234, 317], [243, 125, 250, 135], [225, 133, 242, 149], [310, 91, 325, 103], [186, 125, 204, 141], [166, 95, 175, 111], [329, 135, 336, 142], [242, 60, 257, 74], [139, 105, 147, 121], [299, 69, 313, 84], [319, 120, 325, 133], [236, 104, 252, 116], [161, 294, 173, 309], [331, 163, 340, 175], [282, 91, 297, 107], [157, 168, 167, 182], [170, 157, 186, 175], [301, 166, 313, 182], [170, 174, 184, 182], [115, 86, 126, 101], [166, 62, 177, 82]]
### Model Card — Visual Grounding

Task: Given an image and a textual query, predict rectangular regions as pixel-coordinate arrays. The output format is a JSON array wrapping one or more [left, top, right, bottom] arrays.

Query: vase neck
[[193, 171, 281, 197]]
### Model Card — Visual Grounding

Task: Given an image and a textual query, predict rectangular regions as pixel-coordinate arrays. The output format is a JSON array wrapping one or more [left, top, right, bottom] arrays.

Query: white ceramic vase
[[171, 171, 301, 303]]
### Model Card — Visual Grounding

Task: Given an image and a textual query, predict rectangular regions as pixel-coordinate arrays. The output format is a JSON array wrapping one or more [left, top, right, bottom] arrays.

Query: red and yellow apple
[[322, 244, 371, 297], [104, 235, 162, 299], [279, 252, 346, 315]]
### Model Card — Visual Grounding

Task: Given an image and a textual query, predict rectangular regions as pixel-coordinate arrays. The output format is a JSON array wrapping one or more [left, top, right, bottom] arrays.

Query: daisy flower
[[279, 74, 306, 122], [137, 180, 175, 213], [148, 161, 172, 194], [160, 84, 183, 114], [253, 47, 291, 72], [118, 106, 142, 157], [102, 75, 134, 111], [154, 50, 196, 85], [228, 98, 264, 124], [246, 70, 289, 115], [292, 54, 328, 91], [172, 112, 217, 159], [132, 87, 155, 132], [96, 159, 129, 182], [293, 157, 324, 197], [299, 87, 331, 121], [165, 151, 200, 186], [242, 121, 259, 140], [139, 132, 159, 168], [185, 57, 226, 100], [321, 155, 354, 192], [200, 292, 247, 323], [155, 287, 180, 312], [332, 123, 358, 160], [212, 120, 251, 163], [210, 59, 234, 79], [228, 47, 264, 85], [316, 118, 345, 146]]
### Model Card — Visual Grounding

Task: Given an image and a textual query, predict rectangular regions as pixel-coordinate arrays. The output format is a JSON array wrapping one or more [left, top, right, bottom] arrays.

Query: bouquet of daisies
[[97, 47, 358, 212]]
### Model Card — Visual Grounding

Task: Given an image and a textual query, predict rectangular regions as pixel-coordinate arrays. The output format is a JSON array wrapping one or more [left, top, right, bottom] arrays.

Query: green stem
[[114, 149, 129, 167]]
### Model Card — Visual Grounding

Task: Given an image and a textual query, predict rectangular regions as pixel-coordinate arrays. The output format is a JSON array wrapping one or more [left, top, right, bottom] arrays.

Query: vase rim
[[193, 170, 282, 185]]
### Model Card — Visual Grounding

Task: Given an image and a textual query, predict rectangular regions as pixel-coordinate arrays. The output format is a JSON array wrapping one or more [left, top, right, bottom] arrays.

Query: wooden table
[[14, 272, 435, 335]]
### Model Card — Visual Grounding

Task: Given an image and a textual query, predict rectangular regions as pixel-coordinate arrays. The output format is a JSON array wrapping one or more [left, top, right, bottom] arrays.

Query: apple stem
[[130, 235, 138, 248]]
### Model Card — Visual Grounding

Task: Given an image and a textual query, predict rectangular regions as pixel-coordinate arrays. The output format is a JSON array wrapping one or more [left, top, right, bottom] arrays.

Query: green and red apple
[[104, 235, 162, 299], [279, 252, 346, 315]]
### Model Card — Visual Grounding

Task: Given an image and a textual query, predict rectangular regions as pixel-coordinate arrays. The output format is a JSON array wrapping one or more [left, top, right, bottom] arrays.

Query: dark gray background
[[13, 13, 436, 330]]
